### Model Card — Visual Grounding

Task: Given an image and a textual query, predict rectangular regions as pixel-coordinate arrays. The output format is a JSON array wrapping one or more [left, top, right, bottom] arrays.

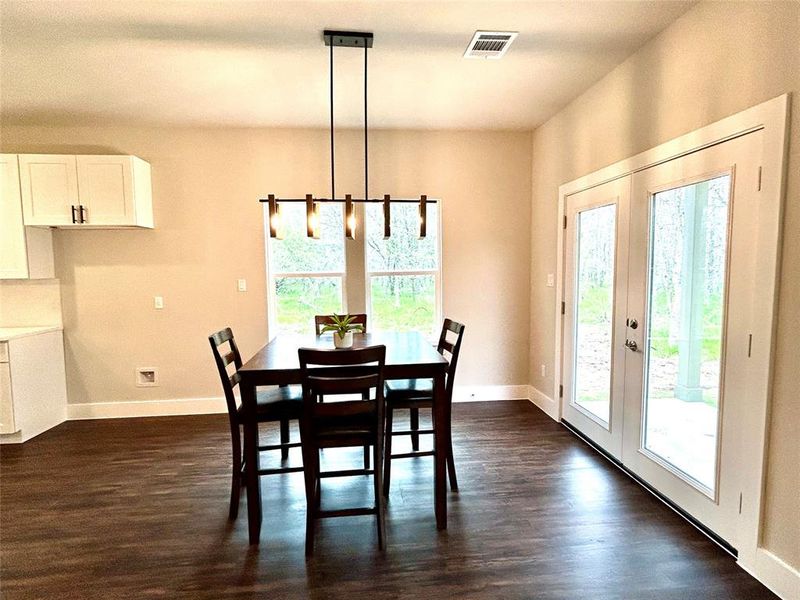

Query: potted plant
[[320, 313, 364, 349]]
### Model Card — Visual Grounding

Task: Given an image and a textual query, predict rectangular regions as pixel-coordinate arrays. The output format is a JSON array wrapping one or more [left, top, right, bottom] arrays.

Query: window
[[365, 202, 441, 335], [266, 200, 441, 336], [267, 202, 345, 334]]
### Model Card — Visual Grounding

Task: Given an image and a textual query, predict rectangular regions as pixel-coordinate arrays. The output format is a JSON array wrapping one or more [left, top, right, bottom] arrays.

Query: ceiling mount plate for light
[[323, 30, 374, 48]]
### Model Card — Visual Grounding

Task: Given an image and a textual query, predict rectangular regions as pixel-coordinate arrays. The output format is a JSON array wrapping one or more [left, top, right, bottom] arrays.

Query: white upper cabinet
[[0, 155, 28, 277], [19, 154, 153, 228], [0, 154, 54, 280], [18, 154, 79, 226]]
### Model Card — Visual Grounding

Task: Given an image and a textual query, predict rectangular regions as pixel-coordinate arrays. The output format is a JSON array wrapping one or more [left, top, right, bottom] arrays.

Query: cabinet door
[[0, 363, 16, 435], [0, 154, 29, 278], [19, 154, 79, 226], [76, 155, 135, 225]]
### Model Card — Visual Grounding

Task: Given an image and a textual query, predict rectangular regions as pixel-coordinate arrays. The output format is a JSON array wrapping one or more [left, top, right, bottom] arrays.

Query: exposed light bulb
[[345, 194, 356, 239], [347, 214, 357, 236], [272, 204, 284, 239]]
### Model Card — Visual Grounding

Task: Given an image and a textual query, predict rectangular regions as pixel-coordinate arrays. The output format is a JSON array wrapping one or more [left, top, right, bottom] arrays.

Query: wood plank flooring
[[0, 401, 777, 599]]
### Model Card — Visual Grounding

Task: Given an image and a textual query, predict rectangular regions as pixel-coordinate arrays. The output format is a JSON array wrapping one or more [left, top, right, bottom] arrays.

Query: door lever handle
[[624, 339, 638, 352]]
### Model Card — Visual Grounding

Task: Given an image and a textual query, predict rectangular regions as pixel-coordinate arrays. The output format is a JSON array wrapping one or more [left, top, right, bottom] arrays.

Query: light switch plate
[[546, 273, 555, 287], [237, 279, 247, 292], [154, 296, 164, 309]]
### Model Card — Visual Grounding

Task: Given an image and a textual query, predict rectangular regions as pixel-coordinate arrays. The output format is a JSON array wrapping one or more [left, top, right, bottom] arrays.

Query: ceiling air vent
[[463, 31, 518, 59]]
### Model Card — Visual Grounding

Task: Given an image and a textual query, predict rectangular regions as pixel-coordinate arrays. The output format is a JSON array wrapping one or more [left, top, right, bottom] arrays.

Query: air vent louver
[[463, 31, 518, 59]]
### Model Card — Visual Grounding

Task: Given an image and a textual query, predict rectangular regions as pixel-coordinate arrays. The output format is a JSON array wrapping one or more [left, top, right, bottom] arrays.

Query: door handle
[[624, 339, 638, 352], [71, 205, 78, 223], [79, 205, 87, 223]]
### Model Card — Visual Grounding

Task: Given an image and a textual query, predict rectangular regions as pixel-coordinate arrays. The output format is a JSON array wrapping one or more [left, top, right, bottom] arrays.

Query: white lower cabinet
[[0, 329, 67, 443]]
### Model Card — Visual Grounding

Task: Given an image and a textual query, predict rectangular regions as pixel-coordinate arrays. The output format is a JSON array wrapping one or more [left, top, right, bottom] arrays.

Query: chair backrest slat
[[307, 373, 381, 396], [208, 327, 243, 421], [314, 313, 368, 335], [220, 351, 237, 368]]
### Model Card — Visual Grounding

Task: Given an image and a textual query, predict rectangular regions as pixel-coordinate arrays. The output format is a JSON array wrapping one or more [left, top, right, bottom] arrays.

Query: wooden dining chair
[[382, 318, 465, 498], [208, 328, 304, 520], [314, 313, 367, 335], [314, 312, 370, 470], [298, 345, 387, 555]]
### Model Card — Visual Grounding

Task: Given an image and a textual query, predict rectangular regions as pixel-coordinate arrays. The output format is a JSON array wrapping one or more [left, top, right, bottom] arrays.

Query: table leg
[[433, 371, 447, 530], [242, 382, 262, 544]]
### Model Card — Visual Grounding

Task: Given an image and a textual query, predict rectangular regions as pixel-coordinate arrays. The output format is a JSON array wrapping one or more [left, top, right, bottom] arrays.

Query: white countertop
[[0, 326, 63, 341]]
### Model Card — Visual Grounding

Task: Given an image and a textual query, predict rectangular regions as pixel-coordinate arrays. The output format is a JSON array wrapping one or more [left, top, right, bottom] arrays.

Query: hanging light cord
[[364, 43, 368, 206], [330, 41, 335, 202]]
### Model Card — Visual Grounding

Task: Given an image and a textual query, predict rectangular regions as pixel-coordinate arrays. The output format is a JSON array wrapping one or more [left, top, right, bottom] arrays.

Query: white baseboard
[[739, 549, 800, 600], [67, 386, 530, 420], [67, 397, 227, 420], [528, 386, 559, 421], [451, 384, 530, 403]]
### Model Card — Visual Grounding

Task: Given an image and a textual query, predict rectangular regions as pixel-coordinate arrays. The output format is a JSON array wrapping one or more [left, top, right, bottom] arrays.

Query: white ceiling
[[0, 1, 694, 130]]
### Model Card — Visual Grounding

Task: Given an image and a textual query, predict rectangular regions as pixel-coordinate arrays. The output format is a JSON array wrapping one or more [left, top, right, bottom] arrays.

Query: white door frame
[[553, 94, 790, 577]]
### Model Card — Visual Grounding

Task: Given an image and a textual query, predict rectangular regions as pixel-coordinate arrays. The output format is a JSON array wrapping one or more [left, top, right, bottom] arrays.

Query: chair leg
[[446, 437, 459, 492], [446, 406, 458, 492], [302, 443, 319, 556], [410, 408, 420, 451], [383, 408, 394, 497], [280, 418, 290, 461], [229, 425, 242, 520], [374, 430, 386, 550], [362, 390, 370, 469]]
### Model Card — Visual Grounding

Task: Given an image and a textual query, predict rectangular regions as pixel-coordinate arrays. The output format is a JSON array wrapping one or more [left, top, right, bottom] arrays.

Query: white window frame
[[363, 200, 443, 338], [264, 205, 347, 338]]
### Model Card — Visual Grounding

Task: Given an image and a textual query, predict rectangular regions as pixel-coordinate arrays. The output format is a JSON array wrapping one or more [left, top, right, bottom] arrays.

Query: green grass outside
[[275, 278, 435, 334], [370, 284, 434, 333]]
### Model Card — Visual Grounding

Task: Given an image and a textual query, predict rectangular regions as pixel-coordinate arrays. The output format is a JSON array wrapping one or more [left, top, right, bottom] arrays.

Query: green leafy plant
[[320, 313, 364, 340]]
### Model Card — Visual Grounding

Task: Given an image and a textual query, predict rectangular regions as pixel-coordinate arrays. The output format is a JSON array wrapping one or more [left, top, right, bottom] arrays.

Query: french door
[[561, 177, 629, 458], [562, 130, 763, 549]]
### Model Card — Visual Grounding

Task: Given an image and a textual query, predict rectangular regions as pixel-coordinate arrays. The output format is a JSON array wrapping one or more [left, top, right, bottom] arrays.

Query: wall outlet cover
[[136, 367, 159, 387]]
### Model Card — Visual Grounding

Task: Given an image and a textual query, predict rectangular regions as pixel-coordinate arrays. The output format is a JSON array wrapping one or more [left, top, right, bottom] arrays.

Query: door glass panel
[[573, 204, 617, 425], [643, 175, 730, 493]]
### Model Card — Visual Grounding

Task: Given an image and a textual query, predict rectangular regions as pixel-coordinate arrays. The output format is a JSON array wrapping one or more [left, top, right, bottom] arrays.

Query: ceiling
[[0, 1, 695, 130]]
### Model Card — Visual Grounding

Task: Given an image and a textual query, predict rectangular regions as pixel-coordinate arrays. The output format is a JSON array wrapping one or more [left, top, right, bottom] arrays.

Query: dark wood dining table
[[238, 331, 450, 544]]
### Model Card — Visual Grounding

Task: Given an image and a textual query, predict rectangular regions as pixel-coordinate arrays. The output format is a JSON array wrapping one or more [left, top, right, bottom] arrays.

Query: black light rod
[[364, 43, 368, 212], [258, 197, 438, 204], [330, 42, 335, 205]]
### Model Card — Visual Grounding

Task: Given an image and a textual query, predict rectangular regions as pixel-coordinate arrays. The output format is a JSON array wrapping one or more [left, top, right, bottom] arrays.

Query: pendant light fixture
[[261, 30, 435, 239]]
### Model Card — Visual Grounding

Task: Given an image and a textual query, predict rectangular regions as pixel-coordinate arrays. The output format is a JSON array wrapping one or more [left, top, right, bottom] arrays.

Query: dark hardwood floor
[[0, 401, 776, 600]]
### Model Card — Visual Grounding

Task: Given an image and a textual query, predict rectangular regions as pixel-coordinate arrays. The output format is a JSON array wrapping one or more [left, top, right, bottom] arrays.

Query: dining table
[[238, 330, 451, 544]]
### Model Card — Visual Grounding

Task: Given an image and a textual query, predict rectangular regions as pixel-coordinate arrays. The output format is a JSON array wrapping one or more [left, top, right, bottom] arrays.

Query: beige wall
[[0, 126, 532, 404], [529, 1, 799, 569]]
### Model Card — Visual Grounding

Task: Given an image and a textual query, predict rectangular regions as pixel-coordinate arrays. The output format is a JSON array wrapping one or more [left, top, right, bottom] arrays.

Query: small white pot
[[333, 331, 353, 349]]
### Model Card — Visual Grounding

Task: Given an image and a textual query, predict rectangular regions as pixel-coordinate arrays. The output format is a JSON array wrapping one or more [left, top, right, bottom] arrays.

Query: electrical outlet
[[136, 367, 159, 387], [154, 296, 164, 309], [237, 279, 247, 292], [541, 364, 547, 377]]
